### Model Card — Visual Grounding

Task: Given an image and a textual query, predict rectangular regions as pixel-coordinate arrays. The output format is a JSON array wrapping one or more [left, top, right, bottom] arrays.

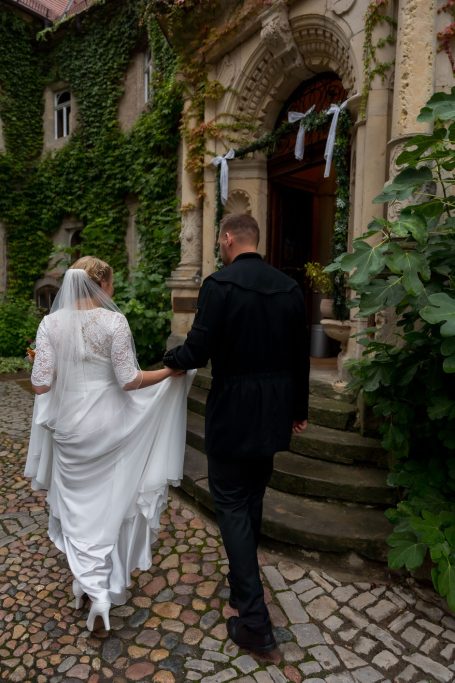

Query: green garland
[[214, 108, 351, 320]]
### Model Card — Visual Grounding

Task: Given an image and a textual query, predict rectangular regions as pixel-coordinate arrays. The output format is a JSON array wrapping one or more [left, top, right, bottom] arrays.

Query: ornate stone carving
[[260, 3, 300, 63], [234, 16, 355, 126], [329, 0, 356, 16], [179, 208, 202, 266], [292, 20, 355, 93], [224, 189, 252, 216], [217, 53, 237, 89]]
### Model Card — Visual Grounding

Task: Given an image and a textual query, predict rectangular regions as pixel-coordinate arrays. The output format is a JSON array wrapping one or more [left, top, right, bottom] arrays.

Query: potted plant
[[304, 261, 334, 318]]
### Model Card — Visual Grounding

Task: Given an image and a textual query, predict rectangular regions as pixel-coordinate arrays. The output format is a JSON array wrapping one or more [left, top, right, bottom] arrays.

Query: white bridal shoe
[[72, 579, 85, 609], [86, 601, 111, 632]]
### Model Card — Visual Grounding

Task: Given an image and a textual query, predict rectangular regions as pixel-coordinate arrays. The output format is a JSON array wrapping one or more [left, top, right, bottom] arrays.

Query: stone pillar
[[166, 95, 203, 348], [202, 67, 218, 280], [375, 0, 437, 346], [341, 6, 397, 373]]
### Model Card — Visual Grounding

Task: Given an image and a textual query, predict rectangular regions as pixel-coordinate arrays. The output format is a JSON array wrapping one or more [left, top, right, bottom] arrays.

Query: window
[[54, 90, 71, 139], [36, 285, 58, 312], [70, 229, 83, 261], [144, 50, 153, 103]]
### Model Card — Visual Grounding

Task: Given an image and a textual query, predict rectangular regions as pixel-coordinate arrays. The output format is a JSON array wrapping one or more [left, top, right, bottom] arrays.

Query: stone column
[[375, 0, 437, 346], [166, 95, 203, 348], [341, 6, 398, 373]]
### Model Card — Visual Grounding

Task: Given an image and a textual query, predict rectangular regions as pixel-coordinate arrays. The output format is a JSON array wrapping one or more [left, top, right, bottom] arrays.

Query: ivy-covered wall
[[0, 0, 183, 362]]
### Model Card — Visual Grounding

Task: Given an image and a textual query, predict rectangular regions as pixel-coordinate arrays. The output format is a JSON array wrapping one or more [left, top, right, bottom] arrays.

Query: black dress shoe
[[227, 616, 277, 653]]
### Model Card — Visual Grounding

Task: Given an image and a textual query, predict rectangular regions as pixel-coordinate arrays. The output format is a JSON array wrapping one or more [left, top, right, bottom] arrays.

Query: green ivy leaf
[[441, 338, 455, 356], [428, 396, 455, 420], [374, 167, 433, 204], [392, 214, 428, 244], [430, 541, 451, 562], [435, 556, 455, 612], [357, 278, 406, 317], [443, 356, 455, 373], [396, 129, 446, 165], [388, 538, 427, 570], [444, 525, 455, 546], [340, 241, 387, 286], [418, 89, 455, 122], [420, 293, 455, 336], [410, 515, 445, 545]]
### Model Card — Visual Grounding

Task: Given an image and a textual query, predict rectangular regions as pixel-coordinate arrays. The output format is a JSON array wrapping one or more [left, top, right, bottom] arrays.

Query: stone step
[[186, 410, 386, 468], [192, 366, 357, 403], [181, 446, 391, 562], [188, 385, 356, 432], [290, 424, 387, 468], [271, 451, 394, 506]]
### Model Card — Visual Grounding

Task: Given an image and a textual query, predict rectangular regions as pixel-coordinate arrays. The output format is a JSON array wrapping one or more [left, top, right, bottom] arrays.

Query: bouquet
[[25, 340, 36, 363]]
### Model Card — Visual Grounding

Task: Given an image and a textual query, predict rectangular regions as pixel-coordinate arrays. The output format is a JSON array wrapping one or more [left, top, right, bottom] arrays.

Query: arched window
[[70, 229, 83, 261], [36, 284, 59, 312], [54, 90, 71, 139]]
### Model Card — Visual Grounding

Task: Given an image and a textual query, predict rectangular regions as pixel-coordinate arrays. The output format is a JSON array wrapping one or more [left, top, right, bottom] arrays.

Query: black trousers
[[207, 455, 274, 633]]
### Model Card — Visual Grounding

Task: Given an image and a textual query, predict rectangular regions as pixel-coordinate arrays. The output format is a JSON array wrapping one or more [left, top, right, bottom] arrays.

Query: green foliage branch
[[327, 90, 455, 610], [0, 1, 183, 363], [360, 0, 396, 120]]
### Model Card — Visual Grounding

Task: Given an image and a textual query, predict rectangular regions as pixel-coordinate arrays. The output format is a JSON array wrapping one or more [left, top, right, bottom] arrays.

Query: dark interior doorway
[[267, 73, 348, 334]]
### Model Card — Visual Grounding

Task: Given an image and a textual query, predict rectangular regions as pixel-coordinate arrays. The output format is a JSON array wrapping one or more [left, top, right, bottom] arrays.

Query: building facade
[[165, 0, 453, 374]]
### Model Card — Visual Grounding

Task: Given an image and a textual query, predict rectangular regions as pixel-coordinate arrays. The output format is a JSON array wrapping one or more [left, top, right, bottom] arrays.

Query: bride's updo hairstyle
[[70, 256, 112, 287]]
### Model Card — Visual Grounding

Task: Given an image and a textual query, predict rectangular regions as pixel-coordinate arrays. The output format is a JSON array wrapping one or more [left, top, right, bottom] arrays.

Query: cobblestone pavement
[[1, 379, 455, 683]]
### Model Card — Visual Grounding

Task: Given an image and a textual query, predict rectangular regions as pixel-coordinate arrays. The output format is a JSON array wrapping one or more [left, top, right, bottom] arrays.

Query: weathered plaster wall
[[118, 51, 148, 133]]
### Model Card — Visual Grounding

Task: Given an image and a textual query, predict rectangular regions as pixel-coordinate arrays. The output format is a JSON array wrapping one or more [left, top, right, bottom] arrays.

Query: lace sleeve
[[31, 318, 55, 387], [111, 314, 139, 387]]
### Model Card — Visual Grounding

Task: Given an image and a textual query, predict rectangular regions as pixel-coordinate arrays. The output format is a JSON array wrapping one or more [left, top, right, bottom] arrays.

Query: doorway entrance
[[267, 73, 348, 335]]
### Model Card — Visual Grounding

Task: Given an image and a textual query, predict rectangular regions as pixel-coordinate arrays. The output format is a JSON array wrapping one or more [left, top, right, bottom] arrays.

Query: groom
[[163, 213, 309, 655]]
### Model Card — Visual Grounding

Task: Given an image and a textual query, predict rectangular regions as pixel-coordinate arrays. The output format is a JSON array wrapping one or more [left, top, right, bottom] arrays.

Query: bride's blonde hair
[[70, 256, 112, 287]]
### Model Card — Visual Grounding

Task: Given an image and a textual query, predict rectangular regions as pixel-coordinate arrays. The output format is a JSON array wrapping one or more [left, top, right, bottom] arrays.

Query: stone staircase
[[182, 367, 393, 562]]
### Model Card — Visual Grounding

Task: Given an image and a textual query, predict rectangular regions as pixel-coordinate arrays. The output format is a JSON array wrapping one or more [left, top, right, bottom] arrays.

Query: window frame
[[54, 90, 71, 139]]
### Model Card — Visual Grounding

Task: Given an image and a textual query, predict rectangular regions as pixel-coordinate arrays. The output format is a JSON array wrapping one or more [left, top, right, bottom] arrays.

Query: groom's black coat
[[163, 252, 309, 459]]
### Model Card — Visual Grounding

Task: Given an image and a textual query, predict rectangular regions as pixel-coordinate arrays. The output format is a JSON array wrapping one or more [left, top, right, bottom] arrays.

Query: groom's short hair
[[219, 214, 259, 246]]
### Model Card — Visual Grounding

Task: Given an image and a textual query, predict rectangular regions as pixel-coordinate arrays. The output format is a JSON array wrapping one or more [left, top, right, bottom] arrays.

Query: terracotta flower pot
[[320, 298, 335, 319]]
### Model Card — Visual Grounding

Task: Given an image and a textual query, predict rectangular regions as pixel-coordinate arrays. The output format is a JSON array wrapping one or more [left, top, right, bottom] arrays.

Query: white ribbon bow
[[288, 105, 315, 160], [212, 149, 236, 205], [324, 99, 349, 178]]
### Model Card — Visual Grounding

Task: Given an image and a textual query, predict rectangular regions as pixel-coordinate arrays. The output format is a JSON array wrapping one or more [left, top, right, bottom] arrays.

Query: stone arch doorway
[[267, 73, 348, 336]]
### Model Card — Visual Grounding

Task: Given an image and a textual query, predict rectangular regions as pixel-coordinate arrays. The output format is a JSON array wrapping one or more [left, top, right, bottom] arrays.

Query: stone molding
[[179, 207, 202, 268], [230, 12, 356, 130], [291, 16, 356, 93], [329, 0, 357, 16], [224, 189, 252, 216]]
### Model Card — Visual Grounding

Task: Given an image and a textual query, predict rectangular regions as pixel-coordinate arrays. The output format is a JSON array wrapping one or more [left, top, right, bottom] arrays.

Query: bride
[[25, 256, 194, 632]]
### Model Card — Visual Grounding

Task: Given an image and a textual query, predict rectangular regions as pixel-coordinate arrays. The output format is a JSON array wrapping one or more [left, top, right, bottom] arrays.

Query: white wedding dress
[[25, 307, 194, 606]]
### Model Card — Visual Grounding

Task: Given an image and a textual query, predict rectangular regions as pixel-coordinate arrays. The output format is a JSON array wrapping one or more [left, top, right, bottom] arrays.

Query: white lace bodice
[[31, 308, 138, 388]]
